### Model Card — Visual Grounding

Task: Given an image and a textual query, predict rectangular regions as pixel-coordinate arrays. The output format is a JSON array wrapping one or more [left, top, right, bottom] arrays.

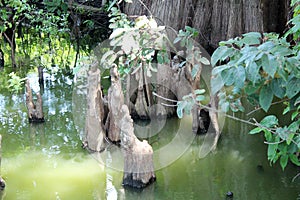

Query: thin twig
[[264, 140, 285, 145], [292, 173, 300, 183], [161, 103, 177, 107], [153, 91, 299, 146], [137, 0, 153, 16], [152, 92, 179, 103], [246, 99, 288, 116]]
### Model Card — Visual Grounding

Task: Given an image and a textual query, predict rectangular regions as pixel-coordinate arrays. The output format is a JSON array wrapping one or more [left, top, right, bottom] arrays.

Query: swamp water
[[0, 74, 299, 200]]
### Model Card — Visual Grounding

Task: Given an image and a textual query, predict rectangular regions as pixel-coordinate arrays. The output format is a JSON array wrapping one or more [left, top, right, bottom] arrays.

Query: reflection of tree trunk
[[0, 49, 4, 69], [4, 27, 17, 68], [25, 80, 45, 123], [0, 135, 5, 191]]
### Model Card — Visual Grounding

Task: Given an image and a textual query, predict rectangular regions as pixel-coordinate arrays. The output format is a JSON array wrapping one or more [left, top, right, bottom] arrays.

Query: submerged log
[[25, 80, 44, 123], [106, 64, 124, 142], [84, 67, 105, 151], [120, 105, 156, 188]]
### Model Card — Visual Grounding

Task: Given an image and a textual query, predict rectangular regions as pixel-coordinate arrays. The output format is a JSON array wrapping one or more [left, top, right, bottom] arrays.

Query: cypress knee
[[84, 67, 105, 151], [119, 105, 156, 188]]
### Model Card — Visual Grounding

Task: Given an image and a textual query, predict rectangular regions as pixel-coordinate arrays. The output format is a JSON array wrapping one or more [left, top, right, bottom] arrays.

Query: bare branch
[[152, 92, 179, 103]]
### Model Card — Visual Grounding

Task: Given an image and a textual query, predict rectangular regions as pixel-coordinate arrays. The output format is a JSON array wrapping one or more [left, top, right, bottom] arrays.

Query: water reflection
[[0, 72, 298, 199]]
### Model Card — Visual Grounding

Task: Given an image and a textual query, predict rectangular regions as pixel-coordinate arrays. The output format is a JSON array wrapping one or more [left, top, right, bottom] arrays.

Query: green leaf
[[264, 130, 272, 141], [292, 111, 298, 121], [276, 127, 289, 141], [211, 74, 224, 95], [199, 57, 210, 65], [245, 61, 260, 84], [109, 28, 125, 39], [220, 101, 230, 113], [241, 32, 261, 45], [280, 154, 289, 170], [259, 84, 274, 112], [271, 79, 285, 98], [176, 101, 186, 119], [268, 143, 278, 162], [286, 77, 300, 99], [283, 105, 290, 115], [194, 89, 205, 95], [293, 95, 300, 106], [191, 64, 200, 79], [211, 46, 234, 67], [260, 115, 278, 128], [245, 83, 259, 95], [258, 41, 275, 51], [174, 37, 181, 44], [234, 66, 246, 88], [262, 54, 277, 78], [212, 65, 230, 76], [221, 68, 235, 86], [289, 154, 300, 166], [196, 95, 205, 102], [249, 127, 263, 134]]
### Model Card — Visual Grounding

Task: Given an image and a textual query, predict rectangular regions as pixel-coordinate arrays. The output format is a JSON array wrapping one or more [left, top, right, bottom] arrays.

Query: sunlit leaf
[[109, 28, 125, 39], [241, 32, 261, 45], [177, 101, 186, 119], [249, 127, 263, 134], [199, 57, 210, 65], [194, 89, 205, 95], [260, 115, 278, 128], [196, 95, 205, 102], [212, 65, 230, 76]]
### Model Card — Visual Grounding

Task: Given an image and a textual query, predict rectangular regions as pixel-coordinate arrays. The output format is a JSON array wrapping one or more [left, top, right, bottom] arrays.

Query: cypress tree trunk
[[125, 0, 290, 52]]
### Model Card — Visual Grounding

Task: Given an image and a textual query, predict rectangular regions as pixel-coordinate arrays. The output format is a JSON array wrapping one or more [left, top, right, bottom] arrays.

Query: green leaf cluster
[[249, 113, 300, 170], [212, 1, 300, 170], [212, 32, 300, 112], [177, 89, 206, 119]]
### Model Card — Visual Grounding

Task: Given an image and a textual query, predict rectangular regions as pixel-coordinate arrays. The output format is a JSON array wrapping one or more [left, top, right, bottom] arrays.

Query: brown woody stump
[[25, 80, 44, 123], [84, 67, 106, 152], [120, 105, 156, 188], [106, 64, 124, 142]]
